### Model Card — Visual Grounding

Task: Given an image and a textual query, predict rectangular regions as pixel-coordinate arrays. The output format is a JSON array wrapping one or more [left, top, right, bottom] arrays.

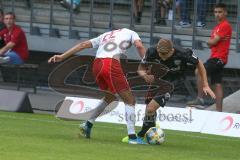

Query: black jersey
[[141, 45, 199, 81]]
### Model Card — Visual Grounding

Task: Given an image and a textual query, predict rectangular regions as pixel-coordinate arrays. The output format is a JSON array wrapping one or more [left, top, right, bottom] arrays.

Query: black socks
[[137, 112, 157, 137], [86, 121, 93, 128]]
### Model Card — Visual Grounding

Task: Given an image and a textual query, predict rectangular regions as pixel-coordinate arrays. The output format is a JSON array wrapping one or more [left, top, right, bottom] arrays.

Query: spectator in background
[[175, 0, 181, 20], [0, 9, 5, 49], [196, 0, 207, 28], [133, 0, 144, 24], [179, 0, 191, 27], [187, 3, 232, 112], [155, 0, 172, 25], [179, 0, 208, 28], [60, 0, 81, 13], [0, 12, 29, 64]]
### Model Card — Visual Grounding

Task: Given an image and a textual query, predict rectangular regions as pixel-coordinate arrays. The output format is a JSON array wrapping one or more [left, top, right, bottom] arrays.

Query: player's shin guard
[[153, 92, 171, 107], [125, 104, 137, 139], [137, 93, 170, 137], [137, 112, 157, 137]]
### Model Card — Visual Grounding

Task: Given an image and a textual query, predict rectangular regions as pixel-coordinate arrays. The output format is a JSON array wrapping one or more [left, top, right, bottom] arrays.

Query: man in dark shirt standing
[[122, 38, 216, 142]]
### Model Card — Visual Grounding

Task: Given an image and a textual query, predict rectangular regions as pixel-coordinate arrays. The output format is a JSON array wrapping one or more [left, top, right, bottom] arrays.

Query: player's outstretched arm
[[196, 60, 216, 99], [134, 40, 146, 58], [48, 40, 92, 63]]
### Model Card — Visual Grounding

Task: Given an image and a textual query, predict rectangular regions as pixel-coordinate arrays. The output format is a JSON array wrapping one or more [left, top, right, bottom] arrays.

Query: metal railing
[[0, 0, 239, 52]]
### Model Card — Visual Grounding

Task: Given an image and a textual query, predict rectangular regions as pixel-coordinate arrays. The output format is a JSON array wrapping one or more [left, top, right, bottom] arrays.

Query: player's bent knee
[[104, 93, 117, 104], [146, 104, 157, 114], [146, 99, 163, 113]]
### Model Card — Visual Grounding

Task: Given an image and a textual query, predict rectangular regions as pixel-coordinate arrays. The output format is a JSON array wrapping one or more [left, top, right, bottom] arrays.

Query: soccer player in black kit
[[122, 38, 216, 142]]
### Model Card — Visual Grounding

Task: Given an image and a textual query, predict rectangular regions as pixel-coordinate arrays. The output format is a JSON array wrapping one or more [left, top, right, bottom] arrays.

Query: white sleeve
[[131, 31, 141, 44], [90, 35, 101, 48]]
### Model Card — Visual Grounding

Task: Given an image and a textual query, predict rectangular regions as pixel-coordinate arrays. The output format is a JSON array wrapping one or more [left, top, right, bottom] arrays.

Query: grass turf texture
[[0, 111, 239, 160]]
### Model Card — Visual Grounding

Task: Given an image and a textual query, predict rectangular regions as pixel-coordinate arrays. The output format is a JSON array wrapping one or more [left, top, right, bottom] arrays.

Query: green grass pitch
[[0, 111, 239, 160]]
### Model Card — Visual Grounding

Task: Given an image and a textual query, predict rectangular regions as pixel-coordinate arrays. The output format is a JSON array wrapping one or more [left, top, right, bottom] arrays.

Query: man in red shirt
[[188, 3, 232, 112], [0, 9, 5, 48], [0, 12, 29, 64]]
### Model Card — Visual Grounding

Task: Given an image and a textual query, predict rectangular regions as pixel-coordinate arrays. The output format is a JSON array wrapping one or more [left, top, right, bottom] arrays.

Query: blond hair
[[156, 39, 173, 55]]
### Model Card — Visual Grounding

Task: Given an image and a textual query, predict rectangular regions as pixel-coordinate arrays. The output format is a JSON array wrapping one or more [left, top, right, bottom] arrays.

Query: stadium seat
[[151, 37, 160, 45], [90, 31, 100, 38], [173, 38, 182, 47], [194, 40, 204, 50], [69, 30, 80, 39], [49, 28, 61, 38], [30, 26, 42, 36]]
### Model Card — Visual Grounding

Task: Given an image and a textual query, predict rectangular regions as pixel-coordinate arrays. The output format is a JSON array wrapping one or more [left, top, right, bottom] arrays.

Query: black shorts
[[144, 79, 174, 106], [204, 58, 225, 85]]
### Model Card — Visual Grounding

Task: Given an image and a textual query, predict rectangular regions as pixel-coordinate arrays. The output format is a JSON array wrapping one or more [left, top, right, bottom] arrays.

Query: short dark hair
[[214, 3, 227, 11], [4, 12, 16, 19]]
